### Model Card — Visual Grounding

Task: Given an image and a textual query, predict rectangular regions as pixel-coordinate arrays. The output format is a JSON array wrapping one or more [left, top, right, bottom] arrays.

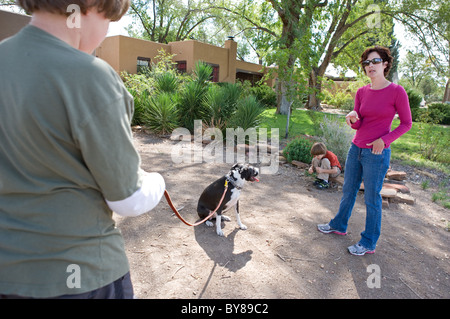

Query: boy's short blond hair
[[311, 142, 327, 156], [17, 0, 130, 21]]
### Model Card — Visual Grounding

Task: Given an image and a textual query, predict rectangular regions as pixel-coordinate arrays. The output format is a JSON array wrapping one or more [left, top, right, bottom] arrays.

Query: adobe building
[[0, 9, 31, 40], [1, 9, 275, 87], [96, 35, 274, 86]]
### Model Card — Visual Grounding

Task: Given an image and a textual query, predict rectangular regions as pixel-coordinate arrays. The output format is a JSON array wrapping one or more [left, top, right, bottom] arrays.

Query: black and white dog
[[197, 163, 259, 236]]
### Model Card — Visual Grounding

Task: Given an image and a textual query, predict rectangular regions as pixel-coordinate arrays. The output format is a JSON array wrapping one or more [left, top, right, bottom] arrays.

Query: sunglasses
[[362, 58, 384, 67]]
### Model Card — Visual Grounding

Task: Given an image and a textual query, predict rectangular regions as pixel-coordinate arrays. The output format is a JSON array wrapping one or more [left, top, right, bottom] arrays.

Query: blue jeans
[[329, 143, 391, 250]]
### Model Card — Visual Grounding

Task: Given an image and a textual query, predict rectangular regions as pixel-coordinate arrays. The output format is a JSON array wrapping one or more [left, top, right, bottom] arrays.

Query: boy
[[308, 142, 342, 189], [0, 0, 166, 298]]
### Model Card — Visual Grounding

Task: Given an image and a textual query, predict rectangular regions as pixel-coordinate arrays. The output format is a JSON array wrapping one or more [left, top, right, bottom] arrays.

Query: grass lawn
[[259, 107, 449, 208], [259, 108, 324, 138], [259, 107, 450, 174]]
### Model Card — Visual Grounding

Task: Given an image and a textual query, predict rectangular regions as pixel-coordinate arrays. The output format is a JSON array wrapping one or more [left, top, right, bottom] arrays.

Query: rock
[[380, 188, 398, 198], [382, 183, 411, 194], [386, 170, 407, 181], [416, 169, 438, 180], [383, 179, 406, 185], [291, 160, 309, 169], [279, 156, 287, 164], [329, 175, 344, 186], [393, 193, 415, 205]]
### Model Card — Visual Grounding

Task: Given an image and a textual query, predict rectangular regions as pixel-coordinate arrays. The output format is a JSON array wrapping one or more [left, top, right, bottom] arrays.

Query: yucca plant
[[221, 82, 241, 119], [129, 88, 150, 126], [178, 81, 209, 132], [177, 62, 212, 132], [229, 95, 264, 130], [193, 61, 213, 85], [154, 72, 179, 94], [203, 85, 225, 127], [144, 92, 180, 135]]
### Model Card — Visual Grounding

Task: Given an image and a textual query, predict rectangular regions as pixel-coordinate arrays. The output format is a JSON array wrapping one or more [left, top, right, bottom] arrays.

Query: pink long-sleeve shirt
[[351, 83, 412, 149]]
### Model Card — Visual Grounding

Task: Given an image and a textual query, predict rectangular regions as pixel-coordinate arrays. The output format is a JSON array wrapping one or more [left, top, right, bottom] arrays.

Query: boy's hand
[[308, 166, 314, 174], [315, 167, 323, 174]]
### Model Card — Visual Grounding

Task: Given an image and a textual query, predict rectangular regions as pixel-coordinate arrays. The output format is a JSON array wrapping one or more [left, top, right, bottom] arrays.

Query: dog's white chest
[[223, 188, 240, 211]]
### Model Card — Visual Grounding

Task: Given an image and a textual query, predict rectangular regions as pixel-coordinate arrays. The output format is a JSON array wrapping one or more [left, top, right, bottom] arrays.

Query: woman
[[317, 46, 412, 256]]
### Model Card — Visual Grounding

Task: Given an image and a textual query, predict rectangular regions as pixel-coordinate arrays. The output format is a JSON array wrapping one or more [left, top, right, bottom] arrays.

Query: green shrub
[[122, 72, 154, 126], [220, 82, 241, 119], [177, 62, 212, 132], [193, 61, 213, 85], [154, 72, 179, 94], [248, 83, 277, 108], [282, 137, 314, 164], [318, 115, 354, 168], [203, 84, 241, 132], [229, 95, 264, 130], [404, 86, 423, 122], [322, 90, 354, 110], [129, 88, 151, 126], [144, 92, 180, 135], [428, 102, 450, 125], [417, 112, 450, 162], [178, 81, 209, 131]]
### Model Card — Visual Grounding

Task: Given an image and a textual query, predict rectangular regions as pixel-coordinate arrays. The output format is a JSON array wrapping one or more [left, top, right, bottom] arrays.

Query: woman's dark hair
[[360, 46, 393, 77], [17, 0, 130, 21]]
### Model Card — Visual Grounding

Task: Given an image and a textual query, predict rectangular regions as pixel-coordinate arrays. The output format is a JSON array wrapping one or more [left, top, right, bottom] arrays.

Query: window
[[236, 72, 263, 86], [137, 57, 151, 74], [210, 65, 219, 82], [201, 63, 220, 82], [176, 61, 187, 74]]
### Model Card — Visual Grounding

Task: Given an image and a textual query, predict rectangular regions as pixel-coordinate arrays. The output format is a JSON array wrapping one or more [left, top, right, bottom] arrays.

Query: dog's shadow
[[194, 222, 253, 273]]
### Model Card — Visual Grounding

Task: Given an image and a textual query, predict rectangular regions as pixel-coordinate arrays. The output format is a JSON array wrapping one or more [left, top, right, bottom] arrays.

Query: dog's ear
[[232, 163, 245, 171]]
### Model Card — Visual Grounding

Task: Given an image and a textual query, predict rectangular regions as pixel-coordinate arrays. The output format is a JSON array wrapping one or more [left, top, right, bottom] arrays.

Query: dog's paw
[[216, 229, 225, 237], [205, 221, 214, 227], [221, 215, 231, 222], [239, 224, 247, 230]]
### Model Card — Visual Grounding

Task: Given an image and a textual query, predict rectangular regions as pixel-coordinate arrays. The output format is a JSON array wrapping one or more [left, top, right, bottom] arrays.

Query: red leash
[[164, 180, 229, 226]]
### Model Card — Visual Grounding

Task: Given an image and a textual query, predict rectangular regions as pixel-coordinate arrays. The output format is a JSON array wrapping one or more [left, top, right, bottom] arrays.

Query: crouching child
[[308, 142, 342, 189]]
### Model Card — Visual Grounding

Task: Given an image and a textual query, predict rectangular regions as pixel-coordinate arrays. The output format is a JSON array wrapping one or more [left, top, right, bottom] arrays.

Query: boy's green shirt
[[0, 25, 142, 298]]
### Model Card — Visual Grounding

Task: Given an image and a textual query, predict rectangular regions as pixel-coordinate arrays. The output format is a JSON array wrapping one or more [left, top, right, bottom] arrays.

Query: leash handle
[[164, 180, 229, 227]]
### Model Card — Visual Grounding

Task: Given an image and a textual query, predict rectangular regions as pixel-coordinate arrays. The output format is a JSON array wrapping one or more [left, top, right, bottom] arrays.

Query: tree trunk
[[278, 80, 292, 115], [275, 79, 282, 114], [444, 78, 450, 103], [276, 53, 296, 115], [306, 69, 323, 110]]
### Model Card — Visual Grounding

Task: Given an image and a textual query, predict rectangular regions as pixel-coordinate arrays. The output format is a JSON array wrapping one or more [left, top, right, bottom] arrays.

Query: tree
[[264, 0, 328, 118], [305, 0, 395, 109], [212, 0, 280, 64], [400, 49, 446, 101], [384, 0, 449, 102], [212, 1, 391, 135], [127, 0, 223, 43]]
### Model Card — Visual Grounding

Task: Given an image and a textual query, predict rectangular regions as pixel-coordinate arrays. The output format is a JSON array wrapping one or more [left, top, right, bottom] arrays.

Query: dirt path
[[114, 132, 449, 299]]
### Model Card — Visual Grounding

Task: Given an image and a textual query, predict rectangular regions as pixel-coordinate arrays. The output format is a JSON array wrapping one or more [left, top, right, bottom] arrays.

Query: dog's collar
[[226, 175, 242, 190]]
